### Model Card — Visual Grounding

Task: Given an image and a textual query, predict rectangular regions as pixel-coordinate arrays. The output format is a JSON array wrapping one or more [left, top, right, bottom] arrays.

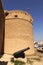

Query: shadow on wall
[[0, 0, 5, 55], [0, 61, 8, 65]]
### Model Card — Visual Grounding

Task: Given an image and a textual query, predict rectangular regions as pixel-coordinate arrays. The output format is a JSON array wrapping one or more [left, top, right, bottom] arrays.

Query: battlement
[[4, 10, 33, 23]]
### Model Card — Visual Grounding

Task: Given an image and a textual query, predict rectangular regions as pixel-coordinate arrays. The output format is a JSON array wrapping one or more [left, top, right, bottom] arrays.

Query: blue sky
[[2, 0, 43, 41]]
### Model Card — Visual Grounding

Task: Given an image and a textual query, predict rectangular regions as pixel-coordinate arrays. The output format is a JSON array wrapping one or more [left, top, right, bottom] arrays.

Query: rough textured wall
[[4, 10, 34, 55], [0, 0, 5, 54]]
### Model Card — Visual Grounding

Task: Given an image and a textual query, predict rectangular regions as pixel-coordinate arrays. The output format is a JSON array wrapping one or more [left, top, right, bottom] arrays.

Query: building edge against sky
[[0, 0, 5, 54], [4, 10, 35, 55], [0, 0, 35, 55]]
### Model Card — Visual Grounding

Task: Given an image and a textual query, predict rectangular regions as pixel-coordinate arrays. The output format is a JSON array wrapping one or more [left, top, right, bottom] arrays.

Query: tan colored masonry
[[4, 10, 35, 55]]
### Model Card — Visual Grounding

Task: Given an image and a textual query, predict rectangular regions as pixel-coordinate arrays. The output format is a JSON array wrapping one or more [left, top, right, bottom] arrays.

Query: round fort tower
[[4, 10, 34, 55]]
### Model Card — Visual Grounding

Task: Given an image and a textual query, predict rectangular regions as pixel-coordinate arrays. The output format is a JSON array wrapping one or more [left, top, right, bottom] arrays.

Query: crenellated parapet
[[4, 10, 33, 23]]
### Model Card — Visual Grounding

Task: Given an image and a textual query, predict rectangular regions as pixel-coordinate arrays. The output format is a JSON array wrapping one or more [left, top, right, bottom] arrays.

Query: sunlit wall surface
[[4, 10, 34, 55]]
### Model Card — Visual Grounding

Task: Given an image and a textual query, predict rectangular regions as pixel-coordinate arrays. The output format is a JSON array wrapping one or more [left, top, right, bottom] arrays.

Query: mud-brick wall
[[4, 10, 34, 55]]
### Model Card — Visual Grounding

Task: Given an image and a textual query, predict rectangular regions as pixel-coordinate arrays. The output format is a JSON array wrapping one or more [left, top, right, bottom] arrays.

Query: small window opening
[[14, 15, 18, 17], [5, 12, 9, 16]]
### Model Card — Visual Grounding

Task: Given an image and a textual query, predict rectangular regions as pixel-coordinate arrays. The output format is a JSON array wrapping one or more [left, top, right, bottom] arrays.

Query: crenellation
[[4, 10, 33, 23]]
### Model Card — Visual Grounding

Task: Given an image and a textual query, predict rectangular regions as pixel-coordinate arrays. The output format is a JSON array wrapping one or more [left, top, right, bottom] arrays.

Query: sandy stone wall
[[4, 10, 34, 55]]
